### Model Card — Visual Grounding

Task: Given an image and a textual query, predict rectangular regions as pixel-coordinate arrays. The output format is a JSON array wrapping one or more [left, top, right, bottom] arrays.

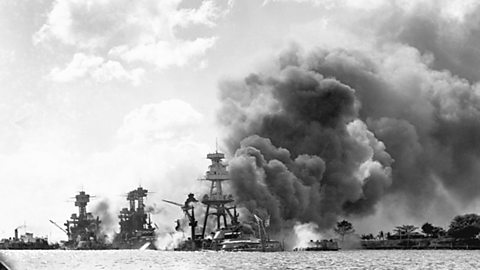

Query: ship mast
[[200, 150, 238, 238]]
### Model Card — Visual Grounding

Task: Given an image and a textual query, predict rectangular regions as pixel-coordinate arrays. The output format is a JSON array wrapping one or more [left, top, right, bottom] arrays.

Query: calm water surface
[[2, 250, 480, 270]]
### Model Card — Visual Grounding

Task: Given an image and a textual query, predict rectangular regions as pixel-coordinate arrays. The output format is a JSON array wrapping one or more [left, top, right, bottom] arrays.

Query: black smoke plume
[[218, 43, 480, 232], [218, 52, 393, 231]]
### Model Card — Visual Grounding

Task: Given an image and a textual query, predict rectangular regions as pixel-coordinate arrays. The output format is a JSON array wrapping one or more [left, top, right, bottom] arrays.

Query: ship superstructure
[[113, 187, 156, 250], [0, 225, 58, 250], [200, 151, 239, 238], [64, 191, 107, 249], [164, 150, 282, 251]]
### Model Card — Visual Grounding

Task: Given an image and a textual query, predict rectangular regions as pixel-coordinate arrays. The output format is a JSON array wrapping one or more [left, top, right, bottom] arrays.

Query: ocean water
[[1, 250, 480, 270]]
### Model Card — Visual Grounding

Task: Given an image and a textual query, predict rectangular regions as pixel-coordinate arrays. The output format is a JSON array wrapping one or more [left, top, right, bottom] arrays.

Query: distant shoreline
[[361, 238, 480, 250]]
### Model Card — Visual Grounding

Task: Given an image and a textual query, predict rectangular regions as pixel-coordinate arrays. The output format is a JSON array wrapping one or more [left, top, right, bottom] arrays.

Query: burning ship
[[112, 187, 156, 250], [61, 191, 110, 249], [54, 150, 281, 251], [164, 150, 283, 251], [55, 188, 157, 250]]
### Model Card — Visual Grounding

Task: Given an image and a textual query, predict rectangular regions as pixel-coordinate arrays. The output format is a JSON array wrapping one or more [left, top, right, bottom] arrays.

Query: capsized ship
[[164, 150, 283, 252], [112, 187, 156, 250]]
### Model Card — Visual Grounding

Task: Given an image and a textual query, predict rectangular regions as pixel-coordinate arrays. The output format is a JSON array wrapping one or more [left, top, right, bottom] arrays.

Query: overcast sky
[[1, 0, 480, 242]]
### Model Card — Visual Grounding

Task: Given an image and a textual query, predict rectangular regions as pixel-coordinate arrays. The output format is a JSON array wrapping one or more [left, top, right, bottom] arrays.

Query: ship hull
[[112, 236, 157, 250], [221, 239, 283, 252], [63, 240, 112, 250], [0, 242, 59, 250]]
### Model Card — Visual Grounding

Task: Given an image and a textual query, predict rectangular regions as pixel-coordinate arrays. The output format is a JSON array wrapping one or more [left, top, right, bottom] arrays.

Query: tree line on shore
[[334, 213, 480, 241]]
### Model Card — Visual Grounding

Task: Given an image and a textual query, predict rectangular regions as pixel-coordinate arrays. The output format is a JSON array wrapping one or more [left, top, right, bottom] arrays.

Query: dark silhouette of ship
[[0, 226, 59, 250], [61, 191, 110, 249], [55, 188, 156, 250], [112, 187, 156, 250]]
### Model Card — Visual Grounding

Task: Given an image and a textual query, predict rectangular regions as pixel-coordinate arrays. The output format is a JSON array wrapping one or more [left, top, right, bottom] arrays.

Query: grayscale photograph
[[1, 0, 480, 269]]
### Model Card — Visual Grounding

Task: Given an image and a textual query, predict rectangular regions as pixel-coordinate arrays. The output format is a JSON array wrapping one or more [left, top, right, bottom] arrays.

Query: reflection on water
[[2, 250, 480, 270]]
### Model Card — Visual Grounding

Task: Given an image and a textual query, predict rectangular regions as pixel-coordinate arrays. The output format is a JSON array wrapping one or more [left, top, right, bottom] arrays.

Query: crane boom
[[49, 219, 67, 234], [162, 199, 185, 208]]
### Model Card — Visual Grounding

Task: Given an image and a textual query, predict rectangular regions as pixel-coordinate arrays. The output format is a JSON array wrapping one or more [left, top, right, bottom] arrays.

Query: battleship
[[164, 150, 283, 252], [112, 187, 156, 250], [46, 150, 281, 251], [52, 188, 157, 250], [60, 191, 111, 249]]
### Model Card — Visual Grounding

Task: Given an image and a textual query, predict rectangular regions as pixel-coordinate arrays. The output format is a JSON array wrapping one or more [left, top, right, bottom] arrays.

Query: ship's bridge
[[206, 152, 229, 181], [207, 152, 225, 160]]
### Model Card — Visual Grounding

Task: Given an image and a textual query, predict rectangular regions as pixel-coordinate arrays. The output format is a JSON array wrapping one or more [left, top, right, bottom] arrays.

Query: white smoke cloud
[[292, 222, 325, 248], [155, 231, 186, 250]]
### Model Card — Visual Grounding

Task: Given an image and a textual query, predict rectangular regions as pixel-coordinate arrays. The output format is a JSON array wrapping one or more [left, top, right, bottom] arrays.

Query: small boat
[[293, 239, 339, 251], [221, 238, 283, 252]]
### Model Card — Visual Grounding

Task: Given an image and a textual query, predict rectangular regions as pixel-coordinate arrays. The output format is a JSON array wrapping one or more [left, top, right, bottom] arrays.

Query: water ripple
[[2, 250, 480, 270]]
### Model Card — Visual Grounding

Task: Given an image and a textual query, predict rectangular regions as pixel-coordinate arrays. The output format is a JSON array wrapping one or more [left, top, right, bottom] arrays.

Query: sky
[[1, 0, 480, 243]]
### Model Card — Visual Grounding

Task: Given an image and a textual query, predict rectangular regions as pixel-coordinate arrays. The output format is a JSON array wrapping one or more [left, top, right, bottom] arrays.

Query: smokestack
[[14, 229, 18, 240]]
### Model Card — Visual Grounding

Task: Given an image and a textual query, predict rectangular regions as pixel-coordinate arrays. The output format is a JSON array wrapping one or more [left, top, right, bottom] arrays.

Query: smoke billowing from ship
[[145, 203, 166, 215], [218, 32, 480, 232], [92, 199, 117, 241], [218, 54, 393, 231]]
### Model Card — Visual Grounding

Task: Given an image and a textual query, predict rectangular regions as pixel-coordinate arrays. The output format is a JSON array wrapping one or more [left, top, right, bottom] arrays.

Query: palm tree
[[334, 220, 355, 242], [377, 230, 384, 240]]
